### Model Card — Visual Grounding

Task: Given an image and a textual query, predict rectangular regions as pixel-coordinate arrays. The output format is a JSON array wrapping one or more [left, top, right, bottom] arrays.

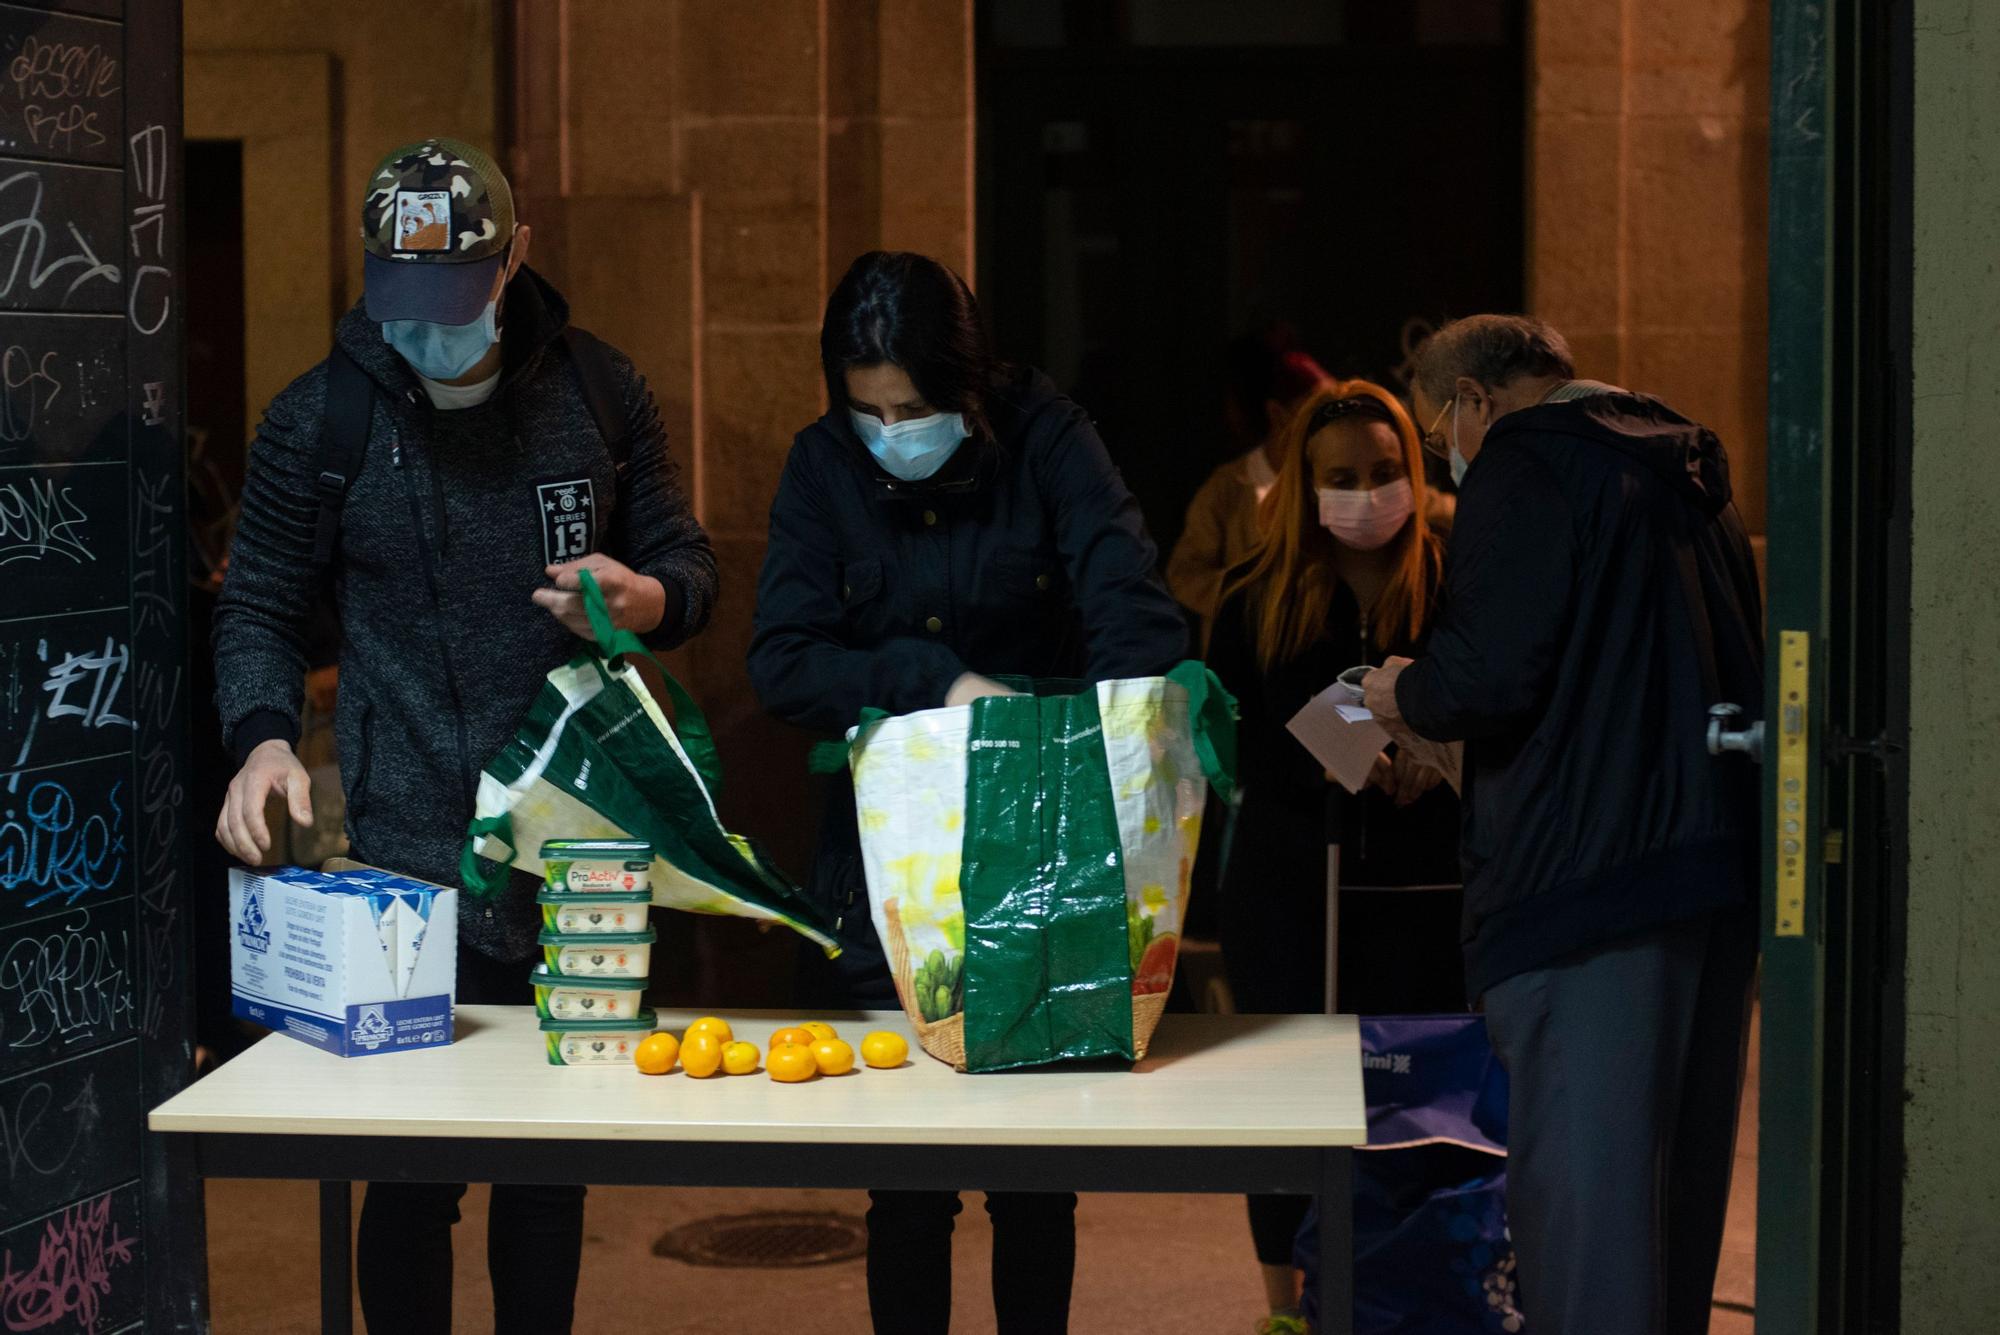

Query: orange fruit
[[721, 1041, 760, 1076], [681, 1031, 723, 1078], [634, 1031, 679, 1075], [686, 1015, 734, 1045], [800, 1021, 839, 1042], [859, 1031, 909, 1069], [769, 1026, 816, 1051], [811, 1038, 856, 1076], [768, 1044, 818, 1083]]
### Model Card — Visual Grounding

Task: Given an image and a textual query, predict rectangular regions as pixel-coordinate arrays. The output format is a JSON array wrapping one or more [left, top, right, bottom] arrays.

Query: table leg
[[1318, 1149, 1355, 1335], [319, 1180, 353, 1335]]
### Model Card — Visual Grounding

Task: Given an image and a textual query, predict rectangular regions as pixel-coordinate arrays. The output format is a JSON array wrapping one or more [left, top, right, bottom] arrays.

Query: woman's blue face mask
[[849, 407, 968, 482], [382, 299, 500, 381]]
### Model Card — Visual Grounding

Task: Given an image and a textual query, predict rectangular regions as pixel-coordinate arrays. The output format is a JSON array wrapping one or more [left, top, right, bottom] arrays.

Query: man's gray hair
[[1413, 314, 1576, 402]]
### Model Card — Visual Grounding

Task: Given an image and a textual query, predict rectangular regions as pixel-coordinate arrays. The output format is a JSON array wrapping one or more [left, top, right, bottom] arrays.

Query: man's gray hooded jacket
[[214, 266, 716, 959]]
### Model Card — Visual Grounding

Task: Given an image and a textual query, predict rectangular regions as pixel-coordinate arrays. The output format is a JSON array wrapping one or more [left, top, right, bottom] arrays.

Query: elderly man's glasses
[[1421, 397, 1456, 461]]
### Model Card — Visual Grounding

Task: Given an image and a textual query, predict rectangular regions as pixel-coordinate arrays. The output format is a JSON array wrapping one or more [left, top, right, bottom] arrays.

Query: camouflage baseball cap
[[360, 137, 517, 324]]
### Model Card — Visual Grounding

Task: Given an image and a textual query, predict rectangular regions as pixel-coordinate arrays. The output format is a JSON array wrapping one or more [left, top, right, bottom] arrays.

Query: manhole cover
[[652, 1210, 867, 1268]]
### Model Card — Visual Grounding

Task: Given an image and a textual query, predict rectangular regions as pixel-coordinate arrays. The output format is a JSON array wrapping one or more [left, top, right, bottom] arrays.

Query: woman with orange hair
[[1206, 379, 1466, 1331]]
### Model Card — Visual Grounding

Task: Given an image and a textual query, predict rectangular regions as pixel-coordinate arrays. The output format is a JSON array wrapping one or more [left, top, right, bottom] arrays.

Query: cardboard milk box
[[230, 858, 458, 1057]]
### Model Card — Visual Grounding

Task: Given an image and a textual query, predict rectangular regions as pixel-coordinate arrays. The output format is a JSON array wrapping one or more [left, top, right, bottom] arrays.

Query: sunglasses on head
[[1305, 395, 1398, 436]]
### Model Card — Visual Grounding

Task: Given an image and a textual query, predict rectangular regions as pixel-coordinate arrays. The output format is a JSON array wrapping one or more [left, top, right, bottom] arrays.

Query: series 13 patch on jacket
[[537, 478, 597, 563]]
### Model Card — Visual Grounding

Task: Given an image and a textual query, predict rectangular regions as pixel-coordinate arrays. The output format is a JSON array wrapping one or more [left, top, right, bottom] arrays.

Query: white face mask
[[848, 408, 968, 482], [1317, 478, 1414, 551]]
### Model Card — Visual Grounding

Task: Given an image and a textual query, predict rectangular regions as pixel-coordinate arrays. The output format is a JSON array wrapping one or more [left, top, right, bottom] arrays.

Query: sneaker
[[1255, 1313, 1309, 1335]]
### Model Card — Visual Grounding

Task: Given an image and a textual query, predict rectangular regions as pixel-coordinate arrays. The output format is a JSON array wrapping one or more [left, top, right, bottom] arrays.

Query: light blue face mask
[[848, 408, 968, 482], [1447, 397, 1472, 486], [382, 300, 500, 382]]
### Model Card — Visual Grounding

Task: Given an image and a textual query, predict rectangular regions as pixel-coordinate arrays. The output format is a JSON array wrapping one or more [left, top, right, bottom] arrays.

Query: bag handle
[[459, 811, 515, 898], [578, 566, 724, 795], [808, 707, 889, 774], [1167, 660, 1241, 803]]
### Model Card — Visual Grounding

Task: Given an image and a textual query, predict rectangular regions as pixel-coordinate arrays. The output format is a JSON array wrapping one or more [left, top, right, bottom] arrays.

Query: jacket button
[[842, 584, 851, 599], [925, 616, 943, 634], [923, 510, 938, 526], [1035, 573, 1051, 590]]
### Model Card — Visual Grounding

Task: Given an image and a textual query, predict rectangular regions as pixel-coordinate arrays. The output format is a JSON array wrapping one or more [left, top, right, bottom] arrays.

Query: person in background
[[1166, 326, 1333, 646], [1365, 314, 1764, 1335], [1206, 380, 1463, 1334], [748, 251, 1186, 1335], [212, 138, 716, 1334]]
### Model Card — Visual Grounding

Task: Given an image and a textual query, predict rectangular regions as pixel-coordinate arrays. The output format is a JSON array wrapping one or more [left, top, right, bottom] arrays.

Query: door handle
[[1707, 703, 1766, 762]]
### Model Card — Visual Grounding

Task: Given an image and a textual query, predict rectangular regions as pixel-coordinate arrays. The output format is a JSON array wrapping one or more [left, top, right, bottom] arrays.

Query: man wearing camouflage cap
[[213, 138, 716, 1331]]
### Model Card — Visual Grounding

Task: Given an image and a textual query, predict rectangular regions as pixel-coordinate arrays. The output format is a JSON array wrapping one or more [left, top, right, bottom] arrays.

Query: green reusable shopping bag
[[959, 682, 1136, 1071], [833, 662, 1237, 1073], [461, 570, 842, 955]]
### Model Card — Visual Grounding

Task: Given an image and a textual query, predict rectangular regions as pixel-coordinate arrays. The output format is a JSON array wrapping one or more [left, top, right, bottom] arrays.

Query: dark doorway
[[976, 0, 1526, 553], [187, 139, 246, 524], [184, 138, 249, 1065]]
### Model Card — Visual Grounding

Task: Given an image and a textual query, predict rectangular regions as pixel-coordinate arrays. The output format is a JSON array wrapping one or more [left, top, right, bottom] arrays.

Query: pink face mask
[[1317, 478, 1414, 551]]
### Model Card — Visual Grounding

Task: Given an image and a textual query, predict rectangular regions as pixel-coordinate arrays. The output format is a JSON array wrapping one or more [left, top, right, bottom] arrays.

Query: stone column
[[504, 0, 975, 893], [1528, 0, 1769, 534]]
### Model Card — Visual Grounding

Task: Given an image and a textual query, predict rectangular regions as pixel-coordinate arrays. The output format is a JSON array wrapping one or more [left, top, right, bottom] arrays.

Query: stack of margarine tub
[[531, 839, 662, 1065]]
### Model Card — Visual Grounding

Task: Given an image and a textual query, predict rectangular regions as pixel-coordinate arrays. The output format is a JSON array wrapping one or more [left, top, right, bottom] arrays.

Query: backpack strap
[[313, 344, 375, 571], [560, 326, 632, 467]]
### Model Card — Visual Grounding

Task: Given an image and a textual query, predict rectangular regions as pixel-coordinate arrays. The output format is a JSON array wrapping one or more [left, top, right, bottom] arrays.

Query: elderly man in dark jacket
[[212, 137, 714, 1335], [1365, 314, 1763, 1335]]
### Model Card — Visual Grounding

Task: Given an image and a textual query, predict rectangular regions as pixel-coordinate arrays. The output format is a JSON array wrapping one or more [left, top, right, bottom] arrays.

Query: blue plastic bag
[[1297, 1016, 1527, 1333]]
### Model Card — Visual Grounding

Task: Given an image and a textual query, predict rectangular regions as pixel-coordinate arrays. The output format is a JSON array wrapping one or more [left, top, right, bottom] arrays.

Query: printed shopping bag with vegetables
[[461, 569, 843, 954], [833, 663, 1235, 1072]]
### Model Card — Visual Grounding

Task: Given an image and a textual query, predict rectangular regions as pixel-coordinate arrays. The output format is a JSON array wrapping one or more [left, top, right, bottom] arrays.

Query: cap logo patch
[[394, 190, 451, 252]]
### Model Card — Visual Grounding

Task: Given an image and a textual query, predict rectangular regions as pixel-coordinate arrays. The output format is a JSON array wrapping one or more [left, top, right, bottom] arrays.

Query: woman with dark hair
[[748, 251, 1187, 1334], [1205, 379, 1466, 1333]]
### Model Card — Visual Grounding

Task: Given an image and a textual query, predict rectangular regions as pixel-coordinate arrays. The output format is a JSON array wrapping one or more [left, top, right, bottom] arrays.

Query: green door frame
[[1760, 0, 1832, 1316], [1762, 2, 1912, 1331]]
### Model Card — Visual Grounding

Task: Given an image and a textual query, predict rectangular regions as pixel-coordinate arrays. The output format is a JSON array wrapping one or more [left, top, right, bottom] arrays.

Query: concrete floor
[[1711, 1003, 1761, 1334], [204, 1013, 1760, 1332]]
